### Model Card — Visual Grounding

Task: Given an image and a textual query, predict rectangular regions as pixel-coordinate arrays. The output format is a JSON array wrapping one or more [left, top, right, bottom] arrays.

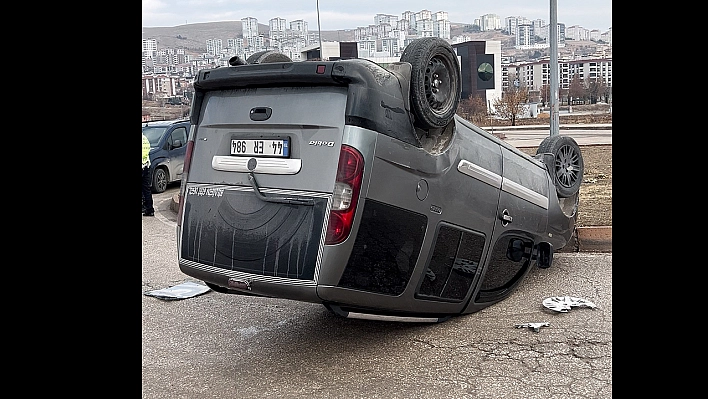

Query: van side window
[[170, 127, 187, 148]]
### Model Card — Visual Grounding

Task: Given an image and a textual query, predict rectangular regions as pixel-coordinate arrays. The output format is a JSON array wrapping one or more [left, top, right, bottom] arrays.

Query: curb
[[171, 194, 612, 253], [480, 123, 612, 131], [170, 194, 180, 213], [576, 226, 612, 253]]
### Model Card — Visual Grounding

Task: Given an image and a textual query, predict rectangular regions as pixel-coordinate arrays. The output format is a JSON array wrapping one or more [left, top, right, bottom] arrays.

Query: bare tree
[[585, 77, 607, 104], [568, 74, 585, 105], [493, 77, 528, 126], [457, 95, 487, 124]]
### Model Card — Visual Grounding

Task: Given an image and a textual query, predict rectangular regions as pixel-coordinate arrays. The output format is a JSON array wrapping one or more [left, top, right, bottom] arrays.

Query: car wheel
[[152, 167, 168, 194], [246, 50, 292, 64], [400, 37, 461, 129], [537, 135, 584, 198]]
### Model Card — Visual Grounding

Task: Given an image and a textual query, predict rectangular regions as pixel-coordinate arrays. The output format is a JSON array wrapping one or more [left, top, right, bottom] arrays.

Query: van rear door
[[178, 86, 348, 282]]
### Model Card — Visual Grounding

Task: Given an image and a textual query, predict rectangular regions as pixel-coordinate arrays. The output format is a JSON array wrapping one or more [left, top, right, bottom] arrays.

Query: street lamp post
[[549, 0, 560, 136], [317, 0, 324, 60]]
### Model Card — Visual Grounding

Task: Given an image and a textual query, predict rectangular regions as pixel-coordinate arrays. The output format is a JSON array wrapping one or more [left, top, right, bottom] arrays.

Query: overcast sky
[[142, 1, 612, 32]]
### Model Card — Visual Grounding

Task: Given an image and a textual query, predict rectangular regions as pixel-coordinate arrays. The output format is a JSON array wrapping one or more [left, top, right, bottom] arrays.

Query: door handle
[[499, 209, 512, 226]]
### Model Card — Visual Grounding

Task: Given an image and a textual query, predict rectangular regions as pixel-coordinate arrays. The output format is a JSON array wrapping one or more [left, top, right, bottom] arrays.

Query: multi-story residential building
[[516, 24, 535, 48], [290, 20, 308, 37], [401, 11, 414, 31], [206, 38, 223, 56], [396, 18, 410, 33], [142, 74, 178, 99], [249, 35, 266, 51], [227, 38, 245, 55], [452, 34, 473, 44], [380, 37, 401, 57], [375, 14, 398, 26], [142, 38, 158, 72], [505, 16, 530, 36], [357, 39, 377, 58], [600, 28, 611, 45], [566, 25, 590, 41], [269, 17, 287, 41], [479, 14, 502, 31], [143, 38, 157, 58], [538, 23, 566, 44], [416, 19, 434, 37], [433, 13, 450, 40], [502, 57, 611, 94], [413, 9, 432, 29], [241, 17, 259, 42], [532, 19, 545, 33], [305, 31, 319, 47]]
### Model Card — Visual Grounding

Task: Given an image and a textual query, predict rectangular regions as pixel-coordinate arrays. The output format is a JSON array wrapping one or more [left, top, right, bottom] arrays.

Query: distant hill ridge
[[142, 21, 510, 54]]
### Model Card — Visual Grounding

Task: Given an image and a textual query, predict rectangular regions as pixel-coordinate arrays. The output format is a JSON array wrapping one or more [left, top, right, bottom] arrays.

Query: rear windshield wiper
[[248, 172, 314, 206]]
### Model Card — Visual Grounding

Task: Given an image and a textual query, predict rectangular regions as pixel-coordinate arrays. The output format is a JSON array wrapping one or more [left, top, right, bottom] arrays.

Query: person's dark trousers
[[142, 167, 154, 215]]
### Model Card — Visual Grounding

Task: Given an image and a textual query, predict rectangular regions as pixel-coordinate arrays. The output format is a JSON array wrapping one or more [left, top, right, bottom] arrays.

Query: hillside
[[142, 21, 608, 61], [142, 21, 515, 55]]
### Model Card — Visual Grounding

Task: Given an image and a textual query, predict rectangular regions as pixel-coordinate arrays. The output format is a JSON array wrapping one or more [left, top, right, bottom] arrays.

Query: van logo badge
[[309, 141, 335, 147], [247, 158, 257, 170]]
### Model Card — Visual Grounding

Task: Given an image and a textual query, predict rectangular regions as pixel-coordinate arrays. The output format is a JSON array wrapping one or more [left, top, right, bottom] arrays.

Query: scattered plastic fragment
[[144, 281, 211, 300], [515, 322, 550, 332], [542, 296, 597, 312]]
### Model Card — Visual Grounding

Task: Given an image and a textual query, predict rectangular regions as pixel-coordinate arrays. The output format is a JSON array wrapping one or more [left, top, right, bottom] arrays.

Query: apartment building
[[269, 17, 287, 41], [241, 17, 259, 42], [374, 13, 398, 26], [479, 14, 502, 31], [142, 75, 178, 99], [142, 38, 157, 58], [206, 38, 223, 56], [505, 16, 530, 36], [502, 57, 612, 93]]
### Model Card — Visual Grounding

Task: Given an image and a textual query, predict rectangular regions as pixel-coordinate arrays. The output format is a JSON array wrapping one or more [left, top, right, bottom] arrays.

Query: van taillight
[[325, 145, 364, 245], [176, 139, 195, 227]]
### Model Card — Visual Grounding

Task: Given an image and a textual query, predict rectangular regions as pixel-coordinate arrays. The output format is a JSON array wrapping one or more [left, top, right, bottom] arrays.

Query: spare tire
[[246, 50, 292, 64], [400, 37, 461, 129], [537, 135, 584, 198]]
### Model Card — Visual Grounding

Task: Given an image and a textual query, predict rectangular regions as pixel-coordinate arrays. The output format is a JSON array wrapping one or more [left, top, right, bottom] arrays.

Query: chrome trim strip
[[185, 183, 330, 199], [457, 159, 502, 188], [456, 160, 548, 209], [344, 312, 443, 323], [180, 259, 318, 287], [212, 156, 302, 174], [501, 178, 549, 209], [313, 195, 333, 285]]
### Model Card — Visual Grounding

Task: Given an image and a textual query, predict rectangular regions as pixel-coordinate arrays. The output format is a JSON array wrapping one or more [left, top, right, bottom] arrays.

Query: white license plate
[[231, 139, 289, 157]]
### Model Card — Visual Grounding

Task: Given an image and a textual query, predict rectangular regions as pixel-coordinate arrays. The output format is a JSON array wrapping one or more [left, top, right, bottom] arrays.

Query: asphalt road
[[142, 187, 612, 399]]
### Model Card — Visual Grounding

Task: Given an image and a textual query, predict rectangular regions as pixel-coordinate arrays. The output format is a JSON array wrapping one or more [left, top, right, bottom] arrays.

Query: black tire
[[400, 37, 461, 129], [152, 167, 168, 194], [537, 135, 584, 198], [246, 50, 292, 64]]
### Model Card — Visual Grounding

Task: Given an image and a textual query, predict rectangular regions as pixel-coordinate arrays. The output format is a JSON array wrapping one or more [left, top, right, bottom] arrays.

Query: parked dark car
[[141, 119, 190, 193], [175, 38, 584, 322]]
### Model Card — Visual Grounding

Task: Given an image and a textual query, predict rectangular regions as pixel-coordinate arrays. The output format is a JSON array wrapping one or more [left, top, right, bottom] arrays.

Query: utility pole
[[549, 0, 559, 136], [317, 0, 324, 60]]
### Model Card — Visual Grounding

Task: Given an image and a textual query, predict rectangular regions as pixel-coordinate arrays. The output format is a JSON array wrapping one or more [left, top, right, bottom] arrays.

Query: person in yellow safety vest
[[142, 133, 155, 216]]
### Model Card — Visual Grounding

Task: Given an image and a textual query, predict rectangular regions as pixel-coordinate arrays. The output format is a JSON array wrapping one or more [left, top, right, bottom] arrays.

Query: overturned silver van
[[176, 38, 584, 322]]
